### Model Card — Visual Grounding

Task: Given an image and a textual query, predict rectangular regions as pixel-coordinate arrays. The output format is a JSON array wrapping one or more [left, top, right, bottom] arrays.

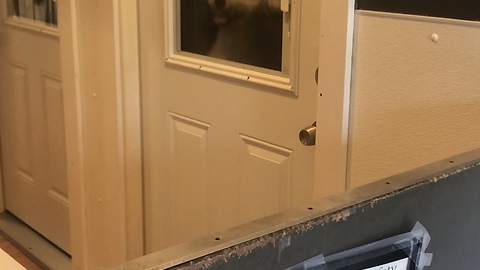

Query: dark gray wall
[[169, 157, 480, 270]]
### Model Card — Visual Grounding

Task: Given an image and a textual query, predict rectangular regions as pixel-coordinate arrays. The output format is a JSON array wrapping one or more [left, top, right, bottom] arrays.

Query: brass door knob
[[299, 122, 316, 146]]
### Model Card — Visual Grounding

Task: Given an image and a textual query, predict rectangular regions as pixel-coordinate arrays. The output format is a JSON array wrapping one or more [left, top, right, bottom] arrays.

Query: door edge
[[315, 0, 355, 198]]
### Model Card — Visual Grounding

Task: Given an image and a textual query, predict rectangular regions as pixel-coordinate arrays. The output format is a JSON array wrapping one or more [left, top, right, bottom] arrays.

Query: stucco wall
[[349, 11, 480, 187]]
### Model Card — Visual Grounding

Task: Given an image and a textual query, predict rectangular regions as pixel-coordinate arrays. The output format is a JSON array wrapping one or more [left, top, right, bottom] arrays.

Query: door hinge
[[281, 0, 291, 13]]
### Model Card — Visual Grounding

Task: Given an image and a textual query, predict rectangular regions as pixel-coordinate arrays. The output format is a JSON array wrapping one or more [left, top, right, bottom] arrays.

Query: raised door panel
[[5, 63, 40, 238], [11, 64, 35, 184], [168, 113, 211, 243], [42, 74, 68, 204], [239, 135, 292, 223], [41, 74, 70, 251]]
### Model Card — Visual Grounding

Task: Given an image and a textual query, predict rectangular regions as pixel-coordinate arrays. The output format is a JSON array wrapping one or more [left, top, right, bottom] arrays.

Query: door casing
[[315, 0, 355, 198], [58, 0, 143, 268], [0, 0, 7, 213]]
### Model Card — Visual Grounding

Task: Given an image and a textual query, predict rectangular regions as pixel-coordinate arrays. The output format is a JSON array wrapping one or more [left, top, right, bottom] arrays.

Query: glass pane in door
[[178, 0, 284, 71], [7, 0, 57, 26]]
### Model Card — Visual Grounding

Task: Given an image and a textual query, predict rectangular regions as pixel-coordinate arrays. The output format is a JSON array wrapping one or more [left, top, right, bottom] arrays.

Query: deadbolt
[[299, 122, 316, 146]]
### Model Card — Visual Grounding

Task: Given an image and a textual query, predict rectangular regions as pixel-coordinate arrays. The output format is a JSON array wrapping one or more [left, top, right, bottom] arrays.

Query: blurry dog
[[207, 0, 281, 24], [206, 0, 283, 70]]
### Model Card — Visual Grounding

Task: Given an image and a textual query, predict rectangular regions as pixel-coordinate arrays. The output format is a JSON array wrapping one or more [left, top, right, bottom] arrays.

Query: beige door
[[140, 0, 321, 252], [0, 1, 69, 253]]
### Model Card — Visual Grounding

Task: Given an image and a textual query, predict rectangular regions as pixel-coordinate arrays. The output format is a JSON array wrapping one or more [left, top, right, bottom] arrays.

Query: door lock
[[299, 122, 316, 146]]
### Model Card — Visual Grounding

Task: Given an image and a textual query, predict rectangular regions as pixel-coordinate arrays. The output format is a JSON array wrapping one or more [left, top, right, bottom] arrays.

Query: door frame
[[58, 0, 355, 269], [315, 0, 355, 198], [58, 0, 143, 269], [0, 0, 7, 213]]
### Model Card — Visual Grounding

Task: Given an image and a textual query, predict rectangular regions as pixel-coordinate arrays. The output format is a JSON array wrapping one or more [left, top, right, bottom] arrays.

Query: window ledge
[[166, 54, 296, 95], [3, 16, 58, 38]]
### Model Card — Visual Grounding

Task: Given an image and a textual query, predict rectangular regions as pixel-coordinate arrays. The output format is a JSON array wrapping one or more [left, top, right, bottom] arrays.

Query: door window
[[179, 0, 283, 71], [7, 0, 57, 26], [167, 0, 298, 93]]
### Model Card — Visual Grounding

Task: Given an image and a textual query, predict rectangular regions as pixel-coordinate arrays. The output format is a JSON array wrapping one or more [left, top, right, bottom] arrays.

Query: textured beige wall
[[349, 11, 480, 188]]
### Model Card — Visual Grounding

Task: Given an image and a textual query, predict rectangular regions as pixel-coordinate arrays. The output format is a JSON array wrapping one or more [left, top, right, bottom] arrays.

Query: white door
[[140, 0, 322, 252], [0, 0, 69, 253]]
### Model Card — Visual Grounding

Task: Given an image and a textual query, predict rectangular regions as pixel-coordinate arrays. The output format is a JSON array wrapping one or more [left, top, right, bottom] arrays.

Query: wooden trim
[[57, 1, 89, 269], [0, 63, 4, 211], [0, 0, 8, 214], [314, 0, 355, 197], [3, 17, 58, 37], [114, 0, 144, 260], [0, 144, 4, 212], [356, 0, 480, 21], [0, 157, 3, 212], [59, 0, 143, 268], [0, 145, 3, 212]]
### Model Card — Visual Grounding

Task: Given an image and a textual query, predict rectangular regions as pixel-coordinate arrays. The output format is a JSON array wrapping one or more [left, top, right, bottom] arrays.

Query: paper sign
[[361, 257, 410, 270]]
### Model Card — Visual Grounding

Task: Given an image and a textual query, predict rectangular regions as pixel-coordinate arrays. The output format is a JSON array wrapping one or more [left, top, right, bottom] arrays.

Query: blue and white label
[[361, 257, 410, 270]]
